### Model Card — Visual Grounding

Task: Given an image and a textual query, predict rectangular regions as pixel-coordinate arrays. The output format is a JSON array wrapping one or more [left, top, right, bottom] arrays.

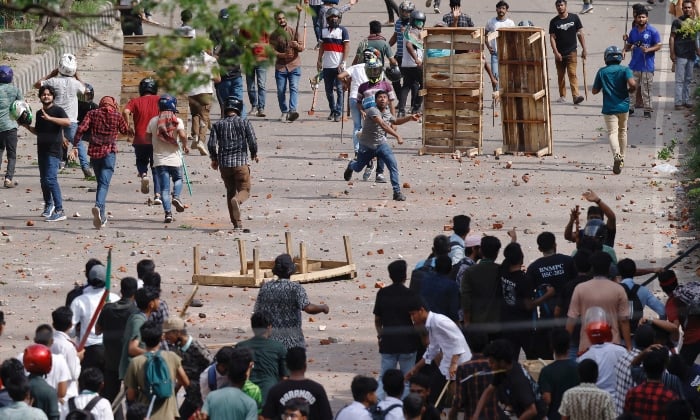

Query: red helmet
[[23, 344, 52, 375], [585, 321, 613, 344]]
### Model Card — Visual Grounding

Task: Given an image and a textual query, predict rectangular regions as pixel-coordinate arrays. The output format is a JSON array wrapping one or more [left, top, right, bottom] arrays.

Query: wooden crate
[[496, 28, 552, 155], [421, 28, 483, 155], [191, 232, 357, 287], [121, 36, 189, 130]]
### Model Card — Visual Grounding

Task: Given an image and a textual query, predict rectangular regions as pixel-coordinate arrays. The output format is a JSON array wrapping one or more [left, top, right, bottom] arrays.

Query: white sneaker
[[580, 4, 593, 13], [280, 113, 288, 122], [557, 97, 567, 103], [434, 6, 440, 13]]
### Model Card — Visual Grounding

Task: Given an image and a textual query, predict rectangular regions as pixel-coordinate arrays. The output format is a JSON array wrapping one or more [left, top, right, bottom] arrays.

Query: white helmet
[[58, 53, 77, 77]]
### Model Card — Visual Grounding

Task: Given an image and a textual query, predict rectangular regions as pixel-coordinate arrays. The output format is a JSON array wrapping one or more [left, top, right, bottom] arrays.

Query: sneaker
[[613, 154, 622, 175], [344, 161, 354, 181], [172, 197, 185, 213], [580, 4, 593, 13], [362, 165, 373, 181], [41, 204, 55, 218], [141, 176, 150, 194], [196, 141, 209, 156], [629, 107, 635, 115], [46, 210, 67, 222], [82, 167, 94, 178], [376, 173, 387, 183], [685, 103, 694, 109], [256, 109, 266, 117], [153, 195, 162, 205], [164, 212, 173, 223], [92, 207, 102, 229], [425, 0, 431, 6], [190, 137, 199, 150], [573, 96, 584, 105], [288, 111, 300, 122], [231, 199, 241, 223], [314, 41, 321, 50], [434, 6, 440, 13], [3, 178, 13, 188], [393, 191, 406, 201], [644, 111, 651, 118], [327, 112, 334, 121], [384, 20, 395, 26], [675, 105, 684, 110], [280, 112, 288, 122], [59, 161, 66, 170], [397, 110, 406, 118], [333, 113, 340, 122], [557, 97, 567, 103]]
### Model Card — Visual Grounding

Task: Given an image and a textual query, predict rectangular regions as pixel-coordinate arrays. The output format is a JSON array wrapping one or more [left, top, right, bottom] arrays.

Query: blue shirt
[[593, 64, 633, 115], [420, 272, 460, 322], [394, 20, 408, 58], [626, 24, 661, 72], [620, 278, 666, 319]]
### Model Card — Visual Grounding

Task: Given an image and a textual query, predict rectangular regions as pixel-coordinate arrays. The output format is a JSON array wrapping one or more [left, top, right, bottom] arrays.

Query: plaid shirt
[[624, 381, 678, 420], [74, 107, 128, 159], [208, 115, 258, 168], [442, 13, 474, 28], [614, 348, 640, 414], [455, 354, 499, 419]]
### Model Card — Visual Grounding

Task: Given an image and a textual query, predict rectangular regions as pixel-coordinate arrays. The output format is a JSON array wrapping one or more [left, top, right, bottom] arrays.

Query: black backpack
[[66, 284, 88, 306], [369, 403, 402, 420], [410, 257, 435, 293], [622, 283, 644, 334], [65, 395, 101, 420]]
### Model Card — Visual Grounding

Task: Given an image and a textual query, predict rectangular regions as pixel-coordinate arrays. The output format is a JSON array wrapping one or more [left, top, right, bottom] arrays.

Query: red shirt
[[666, 296, 700, 344], [124, 95, 160, 145]]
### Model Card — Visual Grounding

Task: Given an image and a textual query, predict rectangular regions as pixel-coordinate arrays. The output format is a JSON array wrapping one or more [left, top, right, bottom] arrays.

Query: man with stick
[[549, 0, 587, 105], [624, 7, 661, 118], [270, 10, 304, 123]]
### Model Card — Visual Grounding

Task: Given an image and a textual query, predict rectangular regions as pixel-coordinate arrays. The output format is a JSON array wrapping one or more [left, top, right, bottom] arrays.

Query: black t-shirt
[[577, 226, 616, 248], [261, 378, 333, 420], [373, 283, 419, 354], [672, 16, 697, 59], [97, 298, 139, 371], [36, 105, 68, 158], [537, 359, 580, 420], [549, 13, 582, 55], [492, 364, 536, 417], [526, 253, 577, 319], [499, 270, 535, 325]]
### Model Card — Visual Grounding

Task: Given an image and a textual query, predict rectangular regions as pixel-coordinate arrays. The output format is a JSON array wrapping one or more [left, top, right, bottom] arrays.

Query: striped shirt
[[321, 26, 349, 68], [614, 348, 640, 414], [559, 383, 616, 420], [394, 20, 408, 59], [208, 115, 257, 168]]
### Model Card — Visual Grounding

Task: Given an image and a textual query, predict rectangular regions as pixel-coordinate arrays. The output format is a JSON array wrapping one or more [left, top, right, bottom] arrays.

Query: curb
[[13, 2, 117, 96]]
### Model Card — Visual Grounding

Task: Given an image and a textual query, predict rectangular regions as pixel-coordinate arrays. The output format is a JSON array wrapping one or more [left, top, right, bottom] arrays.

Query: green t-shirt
[[119, 312, 147, 379], [592, 64, 633, 115], [236, 336, 288, 403], [203, 386, 258, 420]]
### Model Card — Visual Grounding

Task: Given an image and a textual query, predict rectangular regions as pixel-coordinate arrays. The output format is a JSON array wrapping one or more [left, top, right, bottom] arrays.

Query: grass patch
[[657, 138, 678, 161]]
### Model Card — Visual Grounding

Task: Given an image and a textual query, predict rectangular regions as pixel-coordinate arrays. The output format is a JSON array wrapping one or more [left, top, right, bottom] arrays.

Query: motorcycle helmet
[[23, 344, 52, 375], [584, 307, 613, 345], [410, 10, 426, 29], [139, 78, 158, 96], [59, 53, 78, 77], [604, 45, 623, 65], [9, 100, 32, 125], [0, 65, 13, 83], [365, 58, 384, 83], [158, 94, 178, 112]]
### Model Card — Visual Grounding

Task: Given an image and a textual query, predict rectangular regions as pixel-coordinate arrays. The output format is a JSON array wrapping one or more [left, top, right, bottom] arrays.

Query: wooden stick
[[434, 379, 451, 407], [179, 284, 199, 318], [77, 289, 109, 352]]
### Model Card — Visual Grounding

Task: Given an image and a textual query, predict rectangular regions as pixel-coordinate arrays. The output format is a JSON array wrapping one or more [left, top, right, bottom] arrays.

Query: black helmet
[[410, 10, 426, 29], [604, 46, 623, 65], [139, 78, 158, 96], [224, 96, 243, 114], [385, 66, 402, 83], [326, 7, 342, 26], [399, 1, 415, 14], [583, 219, 607, 242]]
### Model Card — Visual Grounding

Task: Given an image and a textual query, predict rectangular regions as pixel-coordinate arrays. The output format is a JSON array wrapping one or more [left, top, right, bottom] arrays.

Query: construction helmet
[[9, 100, 33, 125], [224, 96, 243, 114], [23, 344, 52, 375], [365, 58, 384, 83], [604, 46, 623, 65], [385, 66, 402, 83], [410, 10, 426, 29], [78, 83, 94, 102], [584, 307, 613, 345], [139, 78, 158, 96], [158, 94, 178, 112], [326, 7, 342, 26], [59, 53, 78, 77], [0, 65, 13, 83]]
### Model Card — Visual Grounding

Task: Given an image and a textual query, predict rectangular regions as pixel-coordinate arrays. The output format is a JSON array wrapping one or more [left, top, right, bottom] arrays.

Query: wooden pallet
[[496, 28, 552, 155], [191, 232, 357, 287], [421, 28, 483, 155]]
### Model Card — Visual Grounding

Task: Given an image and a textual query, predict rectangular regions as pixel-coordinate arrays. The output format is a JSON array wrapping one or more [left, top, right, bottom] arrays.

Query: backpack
[[622, 283, 644, 333], [144, 350, 173, 400], [410, 257, 435, 292], [369, 403, 402, 420], [65, 395, 101, 420], [207, 363, 218, 391], [448, 256, 475, 284], [673, 281, 700, 316], [66, 284, 88, 306]]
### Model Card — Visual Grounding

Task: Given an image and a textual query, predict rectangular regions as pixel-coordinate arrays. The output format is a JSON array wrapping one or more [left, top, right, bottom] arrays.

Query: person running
[[74, 96, 128, 229], [624, 7, 661, 118], [183, 42, 219, 156], [549, 0, 587, 105], [22, 85, 71, 222], [207, 97, 258, 232], [123, 78, 162, 205], [0, 65, 22, 188], [344, 90, 420, 201], [145, 94, 189, 224]]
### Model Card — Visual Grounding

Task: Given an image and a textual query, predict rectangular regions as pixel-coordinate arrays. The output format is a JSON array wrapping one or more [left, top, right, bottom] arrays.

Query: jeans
[[91, 152, 116, 220], [154, 165, 183, 213], [133, 144, 160, 195], [604, 113, 629, 159], [350, 143, 401, 193], [216, 77, 246, 118], [276, 66, 301, 113], [350, 98, 362, 153], [0, 128, 17, 180], [188, 93, 213, 141], [219, 165, 251, 227], [38, 152, 63, 211], [490, 52, 500, 90], [311, 5, 322, 43], [555, 51, 580, 99], [246, 65, 267, 111], [675, 56, 694, 106], [64, 123, 89, 169], [399, 67, 423, 113], [322, 68, 343, 116], [377, 352, 415, 400], [632, 70, 654, 112], [680, 340, 700, 366]]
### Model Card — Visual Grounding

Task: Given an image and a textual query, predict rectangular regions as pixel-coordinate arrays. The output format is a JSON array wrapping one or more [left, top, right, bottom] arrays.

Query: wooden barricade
[[421, 28, 483, 155], [496, 27, 552, 156]]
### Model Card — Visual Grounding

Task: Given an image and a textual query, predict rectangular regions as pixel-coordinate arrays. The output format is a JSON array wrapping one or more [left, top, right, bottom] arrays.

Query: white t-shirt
[[346, 64, 369, 100], [60, 392, 114, 420], [146, 115, 185, 167], [185, 52, 218, 96], [377, 396, 404, 420], [577, 343, 629, 401], [485, 17, 515, 52], [336, 401, 372, 420], [70, 286, 120, 348], [16, 352, 75, 397], [41, 76, 85, 122]]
